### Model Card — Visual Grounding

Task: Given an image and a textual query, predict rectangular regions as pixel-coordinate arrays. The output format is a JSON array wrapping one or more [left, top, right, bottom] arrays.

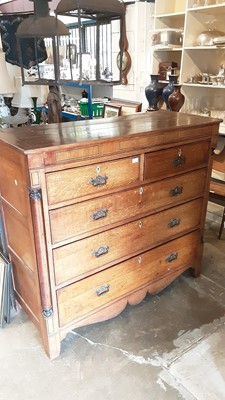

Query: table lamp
[[0, 48, 16, 128], [10, 77, 42, 125]]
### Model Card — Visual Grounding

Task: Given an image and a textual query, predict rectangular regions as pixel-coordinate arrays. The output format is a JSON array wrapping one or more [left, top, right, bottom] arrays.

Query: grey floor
[[0, 203, 225, 400]]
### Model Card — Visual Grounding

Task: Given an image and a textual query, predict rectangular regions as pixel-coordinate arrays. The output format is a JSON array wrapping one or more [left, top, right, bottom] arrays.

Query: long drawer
[[144, 141, 210, 181], [54, 198, 202, 285], [50, 169, 206, 244], [46, 156, 140, 205], [57, 231, 199, 327]]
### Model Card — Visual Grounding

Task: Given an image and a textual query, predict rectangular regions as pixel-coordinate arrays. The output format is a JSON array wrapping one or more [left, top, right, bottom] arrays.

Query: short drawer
[[54, 198, 202, 285], [144, 141, 210, 181], [50, 169, 206, 244], [57, 231, 199, 327], [46, 156, 140, 205]]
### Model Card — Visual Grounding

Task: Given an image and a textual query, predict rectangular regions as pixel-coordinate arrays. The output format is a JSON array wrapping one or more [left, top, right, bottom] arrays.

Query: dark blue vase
[[162, 75, 178, 111], [145, 74, 162, 111]]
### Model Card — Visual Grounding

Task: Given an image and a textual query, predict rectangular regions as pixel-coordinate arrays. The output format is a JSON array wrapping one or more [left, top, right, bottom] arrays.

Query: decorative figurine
[[47, 85, 61, 124]]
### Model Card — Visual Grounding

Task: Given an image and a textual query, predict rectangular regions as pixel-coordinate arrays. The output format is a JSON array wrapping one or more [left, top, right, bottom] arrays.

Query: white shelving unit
[[152, 0, 225, 136], [151, 0, 185, 78]]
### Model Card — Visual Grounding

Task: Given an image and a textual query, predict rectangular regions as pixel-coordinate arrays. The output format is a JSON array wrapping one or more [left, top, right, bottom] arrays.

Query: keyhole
[[96, 166, 101, 174]]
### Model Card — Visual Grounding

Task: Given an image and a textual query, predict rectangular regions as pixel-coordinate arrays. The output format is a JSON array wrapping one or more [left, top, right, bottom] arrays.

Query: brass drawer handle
[[166, 252, 178, 263], [96, 284, 110, 297], [90, 175, 108, 187], [93, 245, 109, 258], [168, 218, 181, 228], [170, 186, 183, 197], [172, 155, 185, 167], [92, 208, 109, 220]]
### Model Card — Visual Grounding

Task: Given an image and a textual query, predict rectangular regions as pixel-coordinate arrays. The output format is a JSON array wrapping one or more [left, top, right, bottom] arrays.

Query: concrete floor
[[0, 203, 225, 400]]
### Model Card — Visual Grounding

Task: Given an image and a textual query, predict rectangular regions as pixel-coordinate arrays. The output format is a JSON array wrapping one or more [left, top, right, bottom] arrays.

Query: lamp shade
[[56, 0, 125, 16], [16, 14, 70, 38], [12, 77, 40, 108], [16, 0, 69, 38], [0, 51, 16, 95]]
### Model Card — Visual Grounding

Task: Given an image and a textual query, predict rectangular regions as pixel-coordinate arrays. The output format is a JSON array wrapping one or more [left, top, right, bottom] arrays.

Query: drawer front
[[57, 231, 199, 327], [54, 198, 202, 285], [144, 141, 210, 181], [140, 168, 206, 213], [50, 169, 206, 244], [46, 156, 140, 205]]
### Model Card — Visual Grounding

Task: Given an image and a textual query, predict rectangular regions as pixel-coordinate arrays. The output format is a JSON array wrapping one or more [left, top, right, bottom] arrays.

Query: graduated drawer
[[50, 169, 206, 244], [54, 198, 202, 286], [46, 156, 140, 205], [144, 141, 210, 181], [57, 231, 199, 327]]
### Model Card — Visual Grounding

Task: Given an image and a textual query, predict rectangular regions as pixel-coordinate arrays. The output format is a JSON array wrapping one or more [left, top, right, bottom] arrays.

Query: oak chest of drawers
[[0, 111, 220, 358]]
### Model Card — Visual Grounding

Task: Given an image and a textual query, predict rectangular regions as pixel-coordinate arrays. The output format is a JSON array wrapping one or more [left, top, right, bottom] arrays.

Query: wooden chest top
[[0, 111, 220, 155]]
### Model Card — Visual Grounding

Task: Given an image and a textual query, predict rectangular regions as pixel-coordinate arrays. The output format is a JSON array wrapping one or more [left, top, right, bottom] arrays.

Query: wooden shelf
[[152, 0, 225, 117], [187, 4, 225, 15], [182, 83, 225, 89], [184, 46, 225, 50], [153, 47, 183, 52], [156, 12, 186, 18]]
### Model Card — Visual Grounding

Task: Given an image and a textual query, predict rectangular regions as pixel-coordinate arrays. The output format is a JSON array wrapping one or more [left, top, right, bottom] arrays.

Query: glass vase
[[31, 97, 41, 124]]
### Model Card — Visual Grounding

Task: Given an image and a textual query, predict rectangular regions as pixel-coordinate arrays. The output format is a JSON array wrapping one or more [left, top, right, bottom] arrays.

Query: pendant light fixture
[[55, 0, 125, 85], [16, 0, 70, 86], [16, 0, 125, 86]]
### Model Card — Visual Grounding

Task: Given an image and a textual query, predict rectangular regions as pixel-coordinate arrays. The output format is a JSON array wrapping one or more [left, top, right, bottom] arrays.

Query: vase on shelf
[[30, 97, 41, 124], [145, 74, 163, 111], [162, 75, 178, 111], [168, 85, 185, 112]]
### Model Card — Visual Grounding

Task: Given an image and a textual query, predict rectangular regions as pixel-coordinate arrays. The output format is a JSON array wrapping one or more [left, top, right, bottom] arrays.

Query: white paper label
[[161, 32, 168, 42]]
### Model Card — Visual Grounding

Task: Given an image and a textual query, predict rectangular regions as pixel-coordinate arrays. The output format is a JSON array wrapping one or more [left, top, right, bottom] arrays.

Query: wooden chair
[[209, 146, 225, 239]]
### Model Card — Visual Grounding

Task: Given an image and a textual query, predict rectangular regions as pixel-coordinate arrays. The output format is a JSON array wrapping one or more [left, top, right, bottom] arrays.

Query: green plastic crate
[[79, 101, 104, 117]]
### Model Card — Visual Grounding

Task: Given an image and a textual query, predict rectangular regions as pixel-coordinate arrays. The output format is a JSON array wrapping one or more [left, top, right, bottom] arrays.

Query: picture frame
[[106, 98, 142, 116], [102, 104, 122, 118]]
